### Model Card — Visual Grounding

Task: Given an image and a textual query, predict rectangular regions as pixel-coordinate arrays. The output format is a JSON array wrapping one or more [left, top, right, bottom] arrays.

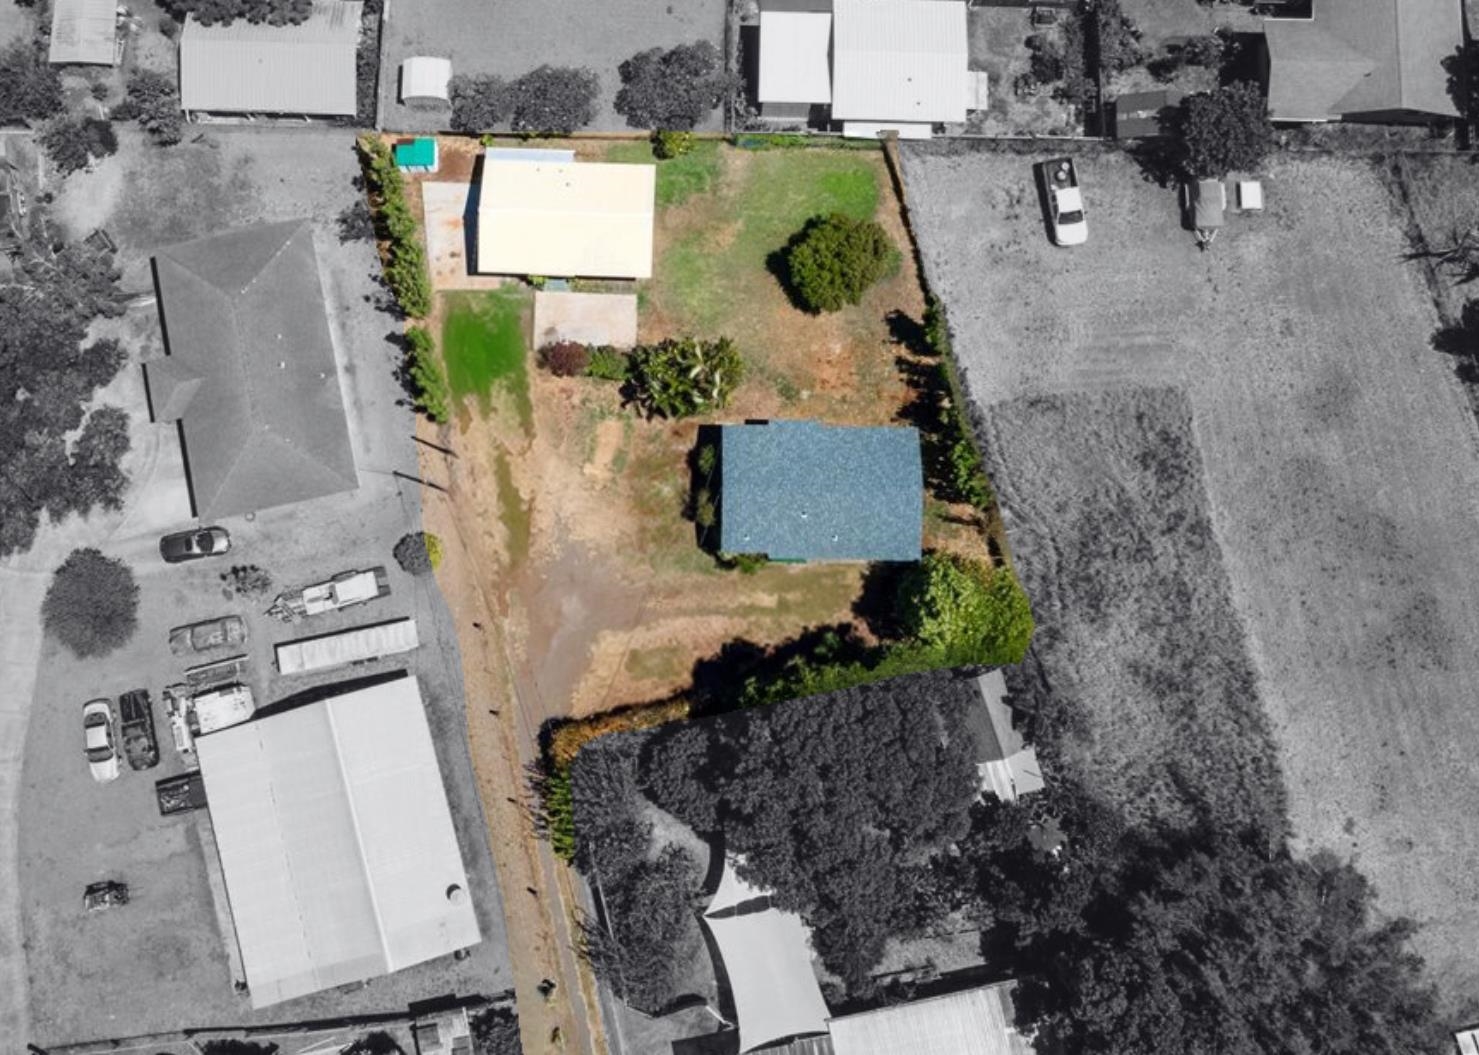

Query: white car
[[83, 699, 120, 784], [1040, 157, 1087, 247]]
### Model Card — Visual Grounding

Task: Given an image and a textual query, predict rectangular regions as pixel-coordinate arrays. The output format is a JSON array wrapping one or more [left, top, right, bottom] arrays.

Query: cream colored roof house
[[475, 155, 655, 279]]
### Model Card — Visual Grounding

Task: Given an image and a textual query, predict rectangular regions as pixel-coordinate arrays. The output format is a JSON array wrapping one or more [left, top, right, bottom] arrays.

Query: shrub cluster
[[586, 346, 631, 382], [540, 340, 591, 377], [615, 41, 737, 130], [41, 117, 117, 175], [393, 530, 443, 575], [785, 213, 898, 313], [356, 134, 432, 318], [628, 336, 743, 418], [652, 129, 694, 159], [113, 69, 183, 145], [450, 66, 599, 134], [43, 548, 139, 658], [0, 38, 63, 124], [1174, 81, 1273, 178], [405, 325, 451, 422], [160, 0, 311, 25]]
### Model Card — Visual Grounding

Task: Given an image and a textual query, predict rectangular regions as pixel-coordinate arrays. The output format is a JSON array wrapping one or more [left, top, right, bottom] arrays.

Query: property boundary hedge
[[355, 134, 432, 318]]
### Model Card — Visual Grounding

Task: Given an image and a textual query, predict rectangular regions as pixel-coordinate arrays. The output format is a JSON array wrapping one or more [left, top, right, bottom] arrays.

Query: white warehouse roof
[[400, 55, 452, 103], [831, 0, 968, 124], [758, 9, 832, 104], [196, 674, 480, 1007], [828, 982, 1033, 1055], [476, 158, 656, 279], [49, 0, 117, 65], [180, 1, 363, 115]]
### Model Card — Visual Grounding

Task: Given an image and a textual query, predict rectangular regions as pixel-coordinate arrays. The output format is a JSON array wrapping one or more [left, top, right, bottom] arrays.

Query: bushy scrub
[[356, 135, 432, 318], [653, 129, 694, 159], [540, 341, 591, 377], [785, 213, 898, 313], [43, 548, 138, 658], [586, 346, 631, 382], [405, 325, 451, 422], [115, 69, 183, 145], [895, 553, 1034, 667], [615, 41, 736, 130], [628, 337, 743, 418], [393, 531, 443, 575], [41, 117, 117, 175]]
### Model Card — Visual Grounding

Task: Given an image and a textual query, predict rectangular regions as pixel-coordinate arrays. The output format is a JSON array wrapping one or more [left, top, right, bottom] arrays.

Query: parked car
[[159, 526, 230, 563], [1038, 157, 1087, 246], [83, 880, 129, 912], [1182, 178, 1226, 247], [82, 699, 120, 783], [119, 689, 159, 771], [168, 615, 248, 656]]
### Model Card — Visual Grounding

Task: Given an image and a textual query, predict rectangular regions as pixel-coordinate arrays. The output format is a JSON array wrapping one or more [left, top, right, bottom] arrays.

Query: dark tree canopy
[[785, 213, 898, 313], [0, 38, 63, 124], [470, 1007, 521, 1055], [41, 116, 118, 175], [0, 247, 128, 555], [635, 670, 981, 991], [161, 0, 311, 25], [42, 548, 140, 658], [1175, 81, 1273, 178], [118, 68, 184, 145], [449, 74, 510, 133], [615, 41, 736, 130], [509, 65, 599, 134]]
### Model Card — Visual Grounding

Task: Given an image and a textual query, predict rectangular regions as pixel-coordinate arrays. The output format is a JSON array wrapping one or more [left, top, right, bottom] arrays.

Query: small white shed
[[400, 55, 452, 105]]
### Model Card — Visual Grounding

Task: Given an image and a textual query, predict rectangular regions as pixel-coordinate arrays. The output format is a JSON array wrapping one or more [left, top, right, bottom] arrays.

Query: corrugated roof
[[831, 0, 968, 123], [180, 0, 363, 115], [1264, 0, 1461, 121], [196, 675, 482, 1008], [759, 10, 833, 105], [476, 158, 655, 279], [148, 219, 358, 519], [274, 617, 420, 675], [704, 909, 832, 1053], [400, 55, 451, 102], [719, 420, 923, 561], [827, 983, 1033, 1055], [49, 0, 117, 65]]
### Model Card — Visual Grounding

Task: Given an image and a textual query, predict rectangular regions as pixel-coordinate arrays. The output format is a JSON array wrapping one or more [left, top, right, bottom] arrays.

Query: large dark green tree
[[1175, 81, 1273, 178], [42, 548, 139, 658], [0, 38, 63, 124], [615, 41, 737, 130]]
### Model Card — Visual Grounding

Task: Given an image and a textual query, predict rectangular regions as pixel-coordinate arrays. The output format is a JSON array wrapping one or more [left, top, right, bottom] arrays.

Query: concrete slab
[[422, 181, 505, 292], [532, 290, 639, 350]]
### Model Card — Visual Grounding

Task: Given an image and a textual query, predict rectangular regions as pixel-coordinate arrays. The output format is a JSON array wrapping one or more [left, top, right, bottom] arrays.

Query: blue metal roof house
[[718, 420, 923, 561]]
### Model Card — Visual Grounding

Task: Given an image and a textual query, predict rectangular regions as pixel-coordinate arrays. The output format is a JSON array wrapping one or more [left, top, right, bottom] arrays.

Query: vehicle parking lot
[[18, 130, 513, 1044]]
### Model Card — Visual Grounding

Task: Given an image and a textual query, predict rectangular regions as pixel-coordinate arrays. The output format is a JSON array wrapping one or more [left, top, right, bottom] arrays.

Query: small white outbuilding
[[400, 55, 452, 105]]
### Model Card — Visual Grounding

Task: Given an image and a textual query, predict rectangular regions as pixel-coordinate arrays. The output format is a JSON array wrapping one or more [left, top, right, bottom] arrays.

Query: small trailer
[[119, 689, 159, 771], [268, 566, 390, 623], [156, 771, 208, 815], [274, 617, 420, 676], [1183, 178, 1226, 248], [188, 683, 256, 736], [84, 880, 129, 912]]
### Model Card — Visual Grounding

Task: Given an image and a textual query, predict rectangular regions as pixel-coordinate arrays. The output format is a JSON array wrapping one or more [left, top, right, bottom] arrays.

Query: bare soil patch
[[903, 141, 1479, 1014]]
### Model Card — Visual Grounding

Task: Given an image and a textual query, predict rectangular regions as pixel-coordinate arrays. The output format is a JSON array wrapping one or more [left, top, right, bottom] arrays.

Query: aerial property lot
[[902, 142, 1479, 1011], [377, 0, 728, 133]]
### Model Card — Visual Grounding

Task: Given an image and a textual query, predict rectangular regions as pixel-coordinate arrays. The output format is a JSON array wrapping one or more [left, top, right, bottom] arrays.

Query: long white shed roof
[[274, 617, 420, 676], [758, 9, 833, 104], [704, 909, 831, 1052], [49, 0, 117, 65], [831, 0, 968, 124], [476, 158, 655, 279], [827, 981, 1033, 1055], [196, 674, 480, 1007], [180, 1, 363, 115]]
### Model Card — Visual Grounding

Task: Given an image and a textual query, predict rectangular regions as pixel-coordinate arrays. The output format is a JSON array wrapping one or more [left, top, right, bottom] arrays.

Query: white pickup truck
[[1039, 157, 1088, 246]]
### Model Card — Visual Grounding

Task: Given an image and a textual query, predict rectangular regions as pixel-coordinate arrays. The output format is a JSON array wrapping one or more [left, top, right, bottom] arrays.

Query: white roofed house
[[970, 669, 1044, 803], [753, 0, 972, 137], [48, 0, 119, 65]]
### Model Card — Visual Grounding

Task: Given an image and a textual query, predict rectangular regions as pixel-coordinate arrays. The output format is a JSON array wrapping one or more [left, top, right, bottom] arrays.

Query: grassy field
[[441, 289, 533, 430], [902, 141, 1479, 1016], [426, 143, 993, 727]]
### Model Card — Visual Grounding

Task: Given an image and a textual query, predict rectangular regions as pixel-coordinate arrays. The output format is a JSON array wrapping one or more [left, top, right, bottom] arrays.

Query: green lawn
[[653, 150, 883, 334], [606, 140, 723, 208], [441, 288, 532, 431]]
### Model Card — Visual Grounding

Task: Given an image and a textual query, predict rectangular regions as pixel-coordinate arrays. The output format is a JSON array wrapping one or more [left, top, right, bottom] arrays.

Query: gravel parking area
[[902, 142, 1479, 1013], [20, 129, 513, 1045], [377, 0, 728, 133]]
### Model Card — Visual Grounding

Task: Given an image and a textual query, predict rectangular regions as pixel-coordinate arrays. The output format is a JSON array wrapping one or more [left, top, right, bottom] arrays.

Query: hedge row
[[356, 134, 432, 318]]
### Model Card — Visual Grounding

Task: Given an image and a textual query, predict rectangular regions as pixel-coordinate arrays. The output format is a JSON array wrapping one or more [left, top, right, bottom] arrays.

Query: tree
[[0, 38, 63, 124], [160, 0, 312, 25], [393, 531, 442, 575], [41, 117, 118, 175], [894, 554, 1035, 667], [785, 213, 899, 314], [119, 68, 184, 145], [405, 325, 450, 421], [449, 74, 511, 133], [615, 41, 737, 130], [509, 66, 598, 134], [1174, 81, 1272, 178], [628, 337, 744, 418], [42, 548, 139, 658], [52, 406, 131, 518], [470, 1008, 521, 1055]]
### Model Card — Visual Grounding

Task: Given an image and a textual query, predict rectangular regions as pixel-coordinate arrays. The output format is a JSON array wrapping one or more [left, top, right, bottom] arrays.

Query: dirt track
[[903, 143, 1479, 1015]]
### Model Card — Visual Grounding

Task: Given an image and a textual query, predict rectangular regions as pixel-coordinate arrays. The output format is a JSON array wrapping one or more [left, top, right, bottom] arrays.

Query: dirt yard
[[412, 142, 991, 734], [902, 142, 1479, 1016]]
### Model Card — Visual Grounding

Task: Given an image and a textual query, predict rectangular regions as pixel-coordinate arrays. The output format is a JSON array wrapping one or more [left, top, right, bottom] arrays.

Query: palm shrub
[[629, 337, 743, 418], [785, 213, 898, 313], [586, 346, 630, 381]]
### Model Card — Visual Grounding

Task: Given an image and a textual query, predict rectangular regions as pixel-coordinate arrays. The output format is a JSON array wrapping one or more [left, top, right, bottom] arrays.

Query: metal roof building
[[400, 55, 452, 104], [970, 670, 1044, 802], [827, 982, 1033, 1055], [195, 674, 481, 1008], [180, 1, 364, 115], [719, 420, 923, 562], [758, 8, 833, 105], [831, 0, 969, 126], [48, 0, 117, 65], [146, 219, 358, 519], [476, 157, 656, 279], [1263, 0, 1462, 122]]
